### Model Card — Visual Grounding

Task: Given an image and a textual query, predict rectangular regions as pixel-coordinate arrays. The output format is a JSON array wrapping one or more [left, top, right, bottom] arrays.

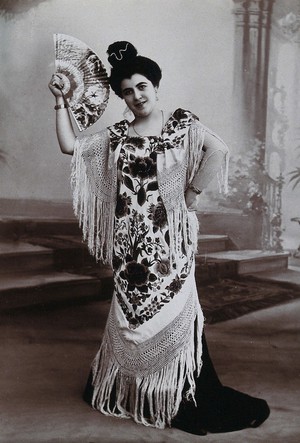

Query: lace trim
[[90, 289, 204, 428], [71, 132, 116, 264]]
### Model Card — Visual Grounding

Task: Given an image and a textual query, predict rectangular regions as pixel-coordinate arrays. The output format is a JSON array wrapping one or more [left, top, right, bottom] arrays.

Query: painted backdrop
[[0, 0, 299, 250]]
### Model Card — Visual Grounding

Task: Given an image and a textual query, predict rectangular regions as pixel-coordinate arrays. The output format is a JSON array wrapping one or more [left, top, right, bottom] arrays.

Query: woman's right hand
[[48, 73, 65, 98], [48, 73, 75, 155]]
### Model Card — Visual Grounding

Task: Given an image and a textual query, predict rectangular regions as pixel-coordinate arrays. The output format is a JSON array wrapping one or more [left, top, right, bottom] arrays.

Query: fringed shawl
[[71, 109, 229, 265], [90, 270, 204, 428], [71, 130, 116, 263], [70, 109, 229, 429]]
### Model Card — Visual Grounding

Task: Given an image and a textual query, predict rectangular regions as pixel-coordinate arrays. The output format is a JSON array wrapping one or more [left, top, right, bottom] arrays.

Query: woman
[[49, 41, 270, 435]]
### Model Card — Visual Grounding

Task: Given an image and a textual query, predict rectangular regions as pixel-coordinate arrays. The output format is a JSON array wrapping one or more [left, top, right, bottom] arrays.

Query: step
[[26, 237, 116, 290], [196, 256, 238, 282], [0, 241, 54, 274], [246, 267, 300, 290], [198, 250, 289, 275], [0, 217, 80, 239], [26, 235, 98, 271], [0, 271, 105, 311], [198, 235, 229, 254], [28, 235, 85, 248]]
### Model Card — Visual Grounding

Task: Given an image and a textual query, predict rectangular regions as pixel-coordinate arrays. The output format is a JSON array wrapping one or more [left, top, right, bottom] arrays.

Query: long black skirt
[[171, 334, 270, 435]]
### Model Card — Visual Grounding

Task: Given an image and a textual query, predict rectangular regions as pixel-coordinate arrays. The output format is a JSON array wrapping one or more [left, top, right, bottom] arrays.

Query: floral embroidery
[[125, 136, 145, 150], [166, 275, 183, 294], [121, 260, 150, 289], [148, 199, 168, 230], [110, 109, 196, 329], [155, 259, 171, 277], [115, 193, 131, 218], [128, 156, 156, 179]]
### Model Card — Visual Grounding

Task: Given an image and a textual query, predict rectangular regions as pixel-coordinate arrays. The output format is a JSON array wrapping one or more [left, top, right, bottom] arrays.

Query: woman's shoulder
[[74, 128, 110, 153], [78, 119, 128, 144], [163, 108, 200, 134], [172, 108, 199, 122], [108, 119, 129, 138]]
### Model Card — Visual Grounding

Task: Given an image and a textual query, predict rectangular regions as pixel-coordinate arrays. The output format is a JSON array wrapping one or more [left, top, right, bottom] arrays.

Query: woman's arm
[[190, 129, 229, 192], [48, 74, 76, 155], [185, 127, 229, 209]]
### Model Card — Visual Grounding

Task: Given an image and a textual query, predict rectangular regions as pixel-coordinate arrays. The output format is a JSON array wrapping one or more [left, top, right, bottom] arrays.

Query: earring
[[123, 106, 134, 121]]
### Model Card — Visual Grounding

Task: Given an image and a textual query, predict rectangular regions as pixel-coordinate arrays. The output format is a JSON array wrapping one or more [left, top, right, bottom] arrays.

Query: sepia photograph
[[0, 1, 299, 442]]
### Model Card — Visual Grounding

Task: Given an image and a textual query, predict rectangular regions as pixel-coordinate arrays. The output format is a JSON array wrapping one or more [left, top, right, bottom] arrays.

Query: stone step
[[26, 235, 94, 271], [198, 234, 229, 254], [198, 250, 289, 275], [195, 256, 238, 282], [0, 241, 54, 274], [246, 266, 300, 290], [0, 236, 99, 276], [0, 271, 106, 311], [0, 217, 80, 239], [36, 234, 230, 252], [1, 217, 229, 252]]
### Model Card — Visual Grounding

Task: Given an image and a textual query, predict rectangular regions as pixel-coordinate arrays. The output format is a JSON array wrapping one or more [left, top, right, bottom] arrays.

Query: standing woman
[[49, 41, 270, 435]]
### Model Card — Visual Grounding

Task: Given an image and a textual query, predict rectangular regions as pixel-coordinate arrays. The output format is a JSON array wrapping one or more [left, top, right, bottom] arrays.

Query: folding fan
[[54, 33, 110, 131]]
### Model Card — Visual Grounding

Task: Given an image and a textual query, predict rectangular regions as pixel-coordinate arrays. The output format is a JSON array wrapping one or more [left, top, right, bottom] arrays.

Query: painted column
[[231, 0, 276, 250], [232, 0, 274, 158]]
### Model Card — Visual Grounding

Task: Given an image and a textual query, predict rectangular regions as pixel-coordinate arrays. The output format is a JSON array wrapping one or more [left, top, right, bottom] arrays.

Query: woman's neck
[[130, 108, 164, 137]]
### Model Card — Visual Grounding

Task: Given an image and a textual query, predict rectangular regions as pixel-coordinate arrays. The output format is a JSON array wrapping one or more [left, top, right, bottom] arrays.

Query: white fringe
[[167, 202, 199, 264], [187, 122, 205, 184], [70, 140, 114, 264], [90, 294, 203, 429], [188, 121, 229, 195]]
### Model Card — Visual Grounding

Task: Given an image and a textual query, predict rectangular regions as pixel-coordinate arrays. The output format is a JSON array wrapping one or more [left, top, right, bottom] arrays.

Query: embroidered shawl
[[71, 109, 228, 265], [70, 109, 229, 428]]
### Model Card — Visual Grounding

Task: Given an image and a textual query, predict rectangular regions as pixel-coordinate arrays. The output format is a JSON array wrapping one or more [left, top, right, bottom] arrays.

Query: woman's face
[[121, 74, 157, 118]]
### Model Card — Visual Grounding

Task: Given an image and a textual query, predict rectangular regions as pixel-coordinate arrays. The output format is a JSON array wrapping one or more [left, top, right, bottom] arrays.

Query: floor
[[1, 295, 300, 443]]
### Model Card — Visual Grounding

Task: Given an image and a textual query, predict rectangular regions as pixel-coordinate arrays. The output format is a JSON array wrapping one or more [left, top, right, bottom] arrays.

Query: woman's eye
[[139, 85, 146, 90]]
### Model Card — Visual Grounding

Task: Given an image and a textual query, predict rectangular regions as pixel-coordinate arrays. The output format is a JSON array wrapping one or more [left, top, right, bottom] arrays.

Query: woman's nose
[[133, 89, 142, 100]]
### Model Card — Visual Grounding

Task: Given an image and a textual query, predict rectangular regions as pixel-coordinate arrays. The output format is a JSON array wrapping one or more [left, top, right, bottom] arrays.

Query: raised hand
[[48, 73, 66, 97]]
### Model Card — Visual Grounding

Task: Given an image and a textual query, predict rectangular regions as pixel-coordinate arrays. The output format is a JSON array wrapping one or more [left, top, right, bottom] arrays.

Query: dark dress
[[84, 332, 270, 435], [83, 109, 270, 434], [171, 334, 270, 435]]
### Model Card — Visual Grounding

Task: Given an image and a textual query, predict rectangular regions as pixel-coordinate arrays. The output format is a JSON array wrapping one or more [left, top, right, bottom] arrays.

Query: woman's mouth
[[135, 101, 146, 109]]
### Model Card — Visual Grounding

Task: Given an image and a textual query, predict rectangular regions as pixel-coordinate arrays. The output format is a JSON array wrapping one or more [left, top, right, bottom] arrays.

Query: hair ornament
[[110, 42, 130, 62], [107, 41, 138, 68]]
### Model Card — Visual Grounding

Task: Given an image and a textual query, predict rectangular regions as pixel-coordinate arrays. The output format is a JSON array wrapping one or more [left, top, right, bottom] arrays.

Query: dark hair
[[107, 41, 162, 98]]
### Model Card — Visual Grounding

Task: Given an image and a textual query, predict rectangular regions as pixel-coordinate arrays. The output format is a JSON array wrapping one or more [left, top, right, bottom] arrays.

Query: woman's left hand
[[185, 188, 200, 211]]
